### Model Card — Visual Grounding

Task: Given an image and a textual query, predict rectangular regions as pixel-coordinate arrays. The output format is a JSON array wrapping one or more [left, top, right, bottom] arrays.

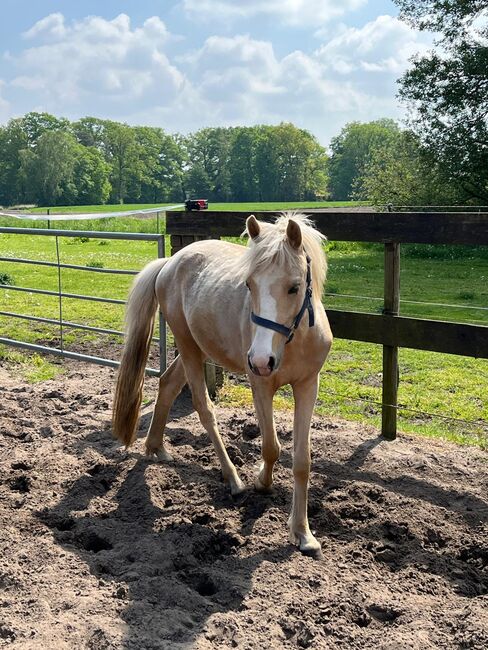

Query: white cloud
[[178, 18, 428, 138], [10, 14, 183, 110], [182, 0, 366, 27], [1, 11, 430, 144], [317, 15, 431, 75], [23, 12, 67, 40]]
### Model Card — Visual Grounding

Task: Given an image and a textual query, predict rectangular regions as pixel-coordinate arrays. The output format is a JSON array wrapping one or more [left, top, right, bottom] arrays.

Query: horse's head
[[245, 214, 312, 377]]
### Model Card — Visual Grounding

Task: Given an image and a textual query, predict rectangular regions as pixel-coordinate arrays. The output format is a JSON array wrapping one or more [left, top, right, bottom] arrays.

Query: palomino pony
[[113, 213, 332, 558]]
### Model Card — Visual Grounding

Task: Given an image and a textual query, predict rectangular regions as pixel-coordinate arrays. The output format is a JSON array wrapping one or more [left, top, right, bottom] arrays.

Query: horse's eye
[[288, 285, 299, 295], [245, 281, 250, 290]]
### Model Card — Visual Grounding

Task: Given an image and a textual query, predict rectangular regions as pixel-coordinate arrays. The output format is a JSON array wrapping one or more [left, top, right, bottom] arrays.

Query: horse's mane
[[241, 212, 328, 297]]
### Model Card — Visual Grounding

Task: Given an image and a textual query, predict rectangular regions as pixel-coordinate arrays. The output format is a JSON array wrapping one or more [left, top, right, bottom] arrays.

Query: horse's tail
[[112, 258, 168, 448]]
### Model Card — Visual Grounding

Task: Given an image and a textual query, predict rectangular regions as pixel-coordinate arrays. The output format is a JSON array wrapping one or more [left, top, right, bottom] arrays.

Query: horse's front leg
[[250, 381, 279, 492], [288, 375, 322, 559]]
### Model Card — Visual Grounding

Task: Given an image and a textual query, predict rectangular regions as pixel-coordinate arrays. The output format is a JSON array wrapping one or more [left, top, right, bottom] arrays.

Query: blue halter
[[250, 255, 314, 344]]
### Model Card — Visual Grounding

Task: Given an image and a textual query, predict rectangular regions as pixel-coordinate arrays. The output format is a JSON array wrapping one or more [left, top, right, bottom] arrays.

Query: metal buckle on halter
[[286, 323, 297, 344]]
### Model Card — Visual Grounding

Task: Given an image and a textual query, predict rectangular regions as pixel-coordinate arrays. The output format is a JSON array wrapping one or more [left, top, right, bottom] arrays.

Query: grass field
[[1, 201, 487, 448], [1, 201, 365, 232]]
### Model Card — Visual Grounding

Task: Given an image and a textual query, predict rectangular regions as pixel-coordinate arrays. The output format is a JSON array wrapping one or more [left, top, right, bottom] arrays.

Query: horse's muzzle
[[247, 353, 277, 377]]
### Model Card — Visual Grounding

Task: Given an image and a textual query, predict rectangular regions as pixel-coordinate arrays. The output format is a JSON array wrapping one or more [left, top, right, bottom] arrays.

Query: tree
[[395, 1, 486, 36], [159, 133, 185, 202], [102, 121, 139, 204], [129, 127, 185, 203], [71, 117, 107, 149], [395, 0, 488, 201], [253, 126, 282, 201], [184, 162, 213, 198], [252, 123, 328, 201], [74, 147, 111, 205], [19, 131, 79, 206], [0, 119, 28, 206], [184, 128, 232, 201], [0, 112, 69, 206], [228, 127, 259, 201], [19, 112, 70, 145], [358, 130, 463, 206], [19, 131, 111, 206], [328, 119, 400, 200]]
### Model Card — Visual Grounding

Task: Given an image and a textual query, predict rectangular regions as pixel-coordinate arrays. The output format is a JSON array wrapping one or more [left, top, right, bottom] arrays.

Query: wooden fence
[[167, 210, 488, 439]]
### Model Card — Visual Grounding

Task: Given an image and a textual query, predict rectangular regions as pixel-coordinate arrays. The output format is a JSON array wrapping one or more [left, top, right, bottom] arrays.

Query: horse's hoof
[[146, 446, 173, 462], [156, 448, 174, 463], [254, 478, 273, 494], [289, 530, 323, 560], [230, 477, 246, 497], [301, 545, 324, 561]]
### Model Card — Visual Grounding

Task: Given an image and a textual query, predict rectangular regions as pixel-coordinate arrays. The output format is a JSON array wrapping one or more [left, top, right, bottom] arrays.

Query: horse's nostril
[[248, 354, 254, 371], [268, 356, 275, 371]]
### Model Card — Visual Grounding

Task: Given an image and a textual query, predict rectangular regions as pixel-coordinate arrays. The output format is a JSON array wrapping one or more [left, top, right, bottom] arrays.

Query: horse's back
[[155, 239, 250, 372]]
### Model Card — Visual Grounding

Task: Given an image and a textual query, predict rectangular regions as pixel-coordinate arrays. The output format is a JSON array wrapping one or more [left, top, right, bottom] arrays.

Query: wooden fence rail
[[167, 210, 488, 439]]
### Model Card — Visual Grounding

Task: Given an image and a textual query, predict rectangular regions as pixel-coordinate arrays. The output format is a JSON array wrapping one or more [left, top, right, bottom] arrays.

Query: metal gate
[[0, 226, 166, 376]]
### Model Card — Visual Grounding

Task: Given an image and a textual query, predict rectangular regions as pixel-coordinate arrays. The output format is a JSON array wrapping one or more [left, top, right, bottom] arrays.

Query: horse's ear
[[246, 215, 261, 240], [286, 219, 302, 249]]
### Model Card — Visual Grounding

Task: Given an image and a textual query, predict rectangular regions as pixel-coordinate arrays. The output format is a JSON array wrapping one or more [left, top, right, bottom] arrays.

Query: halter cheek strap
[[250, 255, 314, 344]]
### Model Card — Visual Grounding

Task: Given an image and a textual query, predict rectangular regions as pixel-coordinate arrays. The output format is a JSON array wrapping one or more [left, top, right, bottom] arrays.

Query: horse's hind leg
[[145, 355, 187, 461], [179, 344, 245, 496]]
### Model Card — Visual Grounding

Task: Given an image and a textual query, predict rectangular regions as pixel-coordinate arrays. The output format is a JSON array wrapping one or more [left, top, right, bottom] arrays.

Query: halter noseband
[[250, 255, 314, 344]]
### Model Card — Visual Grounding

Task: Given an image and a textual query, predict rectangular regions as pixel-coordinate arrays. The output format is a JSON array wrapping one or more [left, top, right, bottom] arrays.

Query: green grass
[[28, 203, 177, 213], [24, 200, 365, 213], [0, 347, 62, 382], [218, 339, 488, 449], [0, 201, 487, 448], [1, 201, 366, 233], [0, 232, 165, 345], [324, 242, 488, 325], [210, 201, 367, 211], [2, 202, 186, 235]]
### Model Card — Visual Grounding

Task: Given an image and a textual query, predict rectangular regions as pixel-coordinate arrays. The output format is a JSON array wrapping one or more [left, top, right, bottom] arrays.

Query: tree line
[[1, 111, 475, 209], [1, 2, 485, 208], [0, 116, 328, 207]]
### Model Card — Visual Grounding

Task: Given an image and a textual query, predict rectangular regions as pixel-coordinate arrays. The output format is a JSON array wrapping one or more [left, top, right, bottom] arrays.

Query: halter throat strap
[[250, 255, 314, 344]]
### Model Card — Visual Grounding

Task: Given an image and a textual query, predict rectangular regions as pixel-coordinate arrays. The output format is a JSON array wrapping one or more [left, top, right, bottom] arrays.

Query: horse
[[112, 213, 332, 558]]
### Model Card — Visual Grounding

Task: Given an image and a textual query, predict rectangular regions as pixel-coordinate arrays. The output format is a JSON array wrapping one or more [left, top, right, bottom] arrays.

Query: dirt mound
[[0, 362, 487, 649]]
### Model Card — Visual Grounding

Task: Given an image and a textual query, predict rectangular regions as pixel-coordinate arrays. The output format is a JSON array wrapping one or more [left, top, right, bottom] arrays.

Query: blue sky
[[0, 1, 431, 145]]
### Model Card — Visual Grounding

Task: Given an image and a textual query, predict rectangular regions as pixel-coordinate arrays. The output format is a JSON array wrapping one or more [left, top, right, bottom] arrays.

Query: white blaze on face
[[249, 273, 278, 372]]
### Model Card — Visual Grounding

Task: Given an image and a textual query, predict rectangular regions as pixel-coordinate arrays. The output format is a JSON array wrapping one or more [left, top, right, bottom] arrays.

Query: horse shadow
[[36, 394, 296, 649], [36, 396, 488, 647]]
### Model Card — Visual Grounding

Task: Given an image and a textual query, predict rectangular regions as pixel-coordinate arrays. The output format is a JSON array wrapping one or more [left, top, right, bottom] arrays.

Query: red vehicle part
[[185, 199, 208, 211]]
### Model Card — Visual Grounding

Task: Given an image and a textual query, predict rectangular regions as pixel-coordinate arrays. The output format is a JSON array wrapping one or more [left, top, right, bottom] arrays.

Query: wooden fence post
[[169, 231, 224, 398], [382, 242, 400, 440]]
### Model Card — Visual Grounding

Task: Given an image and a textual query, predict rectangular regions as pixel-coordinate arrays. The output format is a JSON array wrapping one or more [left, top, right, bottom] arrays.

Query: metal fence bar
[[55, 235, 64, 351], [0, 337, 160, 377], [386, 205, 488, 212], [0, 311, 126, 337], [0, 227, 163, 241], [0, 204, 183, 221], [0, 256, 139, 275], [0, 284, 126, 305], [324, 292, 488, 312], [0, 227, 167, 377]]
